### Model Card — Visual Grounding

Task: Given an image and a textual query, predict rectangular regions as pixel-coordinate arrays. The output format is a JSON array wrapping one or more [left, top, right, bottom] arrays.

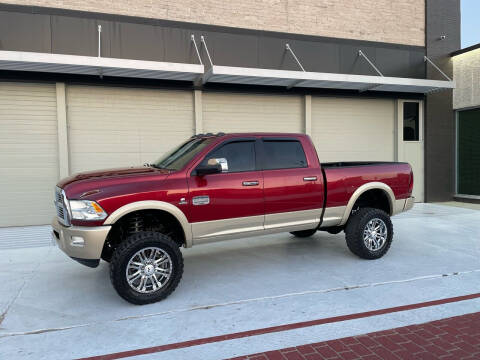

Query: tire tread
[[345, 207, 393, 260], [109, 231, 184, 305]]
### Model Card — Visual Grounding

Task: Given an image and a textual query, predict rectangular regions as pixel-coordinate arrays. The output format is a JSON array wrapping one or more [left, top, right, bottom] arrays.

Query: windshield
[[153, 137, 213, 171]]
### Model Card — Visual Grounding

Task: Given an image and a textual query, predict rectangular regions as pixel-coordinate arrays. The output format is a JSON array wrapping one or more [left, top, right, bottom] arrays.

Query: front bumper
[[51, 217, 111, 268]]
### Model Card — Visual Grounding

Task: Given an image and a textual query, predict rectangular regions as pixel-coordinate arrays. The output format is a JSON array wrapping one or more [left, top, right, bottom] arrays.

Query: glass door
[[397, 100, 424, 202]]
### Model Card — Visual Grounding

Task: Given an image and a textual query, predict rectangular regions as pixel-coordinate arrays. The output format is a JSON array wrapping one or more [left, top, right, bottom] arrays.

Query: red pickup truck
[[52, 133, 414, 304]]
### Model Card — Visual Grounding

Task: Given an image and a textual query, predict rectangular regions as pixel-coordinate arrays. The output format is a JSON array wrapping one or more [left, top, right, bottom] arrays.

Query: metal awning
[[203, 65, 455, 94], [197, 38, 454, 94], [0, 50, 204, 81], [0, 42, 455, 94]]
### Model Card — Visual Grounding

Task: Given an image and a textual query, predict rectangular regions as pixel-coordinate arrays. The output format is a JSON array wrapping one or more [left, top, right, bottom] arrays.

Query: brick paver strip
[[78, 293, 480, 360], [229, 312, 480, 360]]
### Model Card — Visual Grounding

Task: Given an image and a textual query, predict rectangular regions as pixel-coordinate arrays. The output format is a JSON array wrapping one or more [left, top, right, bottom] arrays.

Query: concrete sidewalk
[[0, 203, 479, 359]]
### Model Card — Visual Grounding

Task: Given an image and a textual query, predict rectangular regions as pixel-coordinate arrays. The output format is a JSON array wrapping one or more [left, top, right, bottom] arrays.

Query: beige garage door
[[312, 97, 395, 162], [67, 86, 194, 174], [0, 82, 58, 226], [203, 92, 303, 133]]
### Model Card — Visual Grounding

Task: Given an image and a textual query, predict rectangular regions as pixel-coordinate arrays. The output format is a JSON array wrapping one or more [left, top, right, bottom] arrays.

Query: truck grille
[[54, 186, 70, 226]]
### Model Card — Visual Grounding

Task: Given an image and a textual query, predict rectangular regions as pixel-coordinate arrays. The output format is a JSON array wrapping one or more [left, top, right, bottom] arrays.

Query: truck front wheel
[[345, 207, 393, 259], [109, 231, 184, 305]]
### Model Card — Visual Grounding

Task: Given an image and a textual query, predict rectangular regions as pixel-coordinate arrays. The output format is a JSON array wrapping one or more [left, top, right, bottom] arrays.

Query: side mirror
[[195, 163, 222, 176]]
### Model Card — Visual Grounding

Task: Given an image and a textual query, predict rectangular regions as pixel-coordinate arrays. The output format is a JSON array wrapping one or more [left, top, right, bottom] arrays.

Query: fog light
[[71, 236, 85, 247]]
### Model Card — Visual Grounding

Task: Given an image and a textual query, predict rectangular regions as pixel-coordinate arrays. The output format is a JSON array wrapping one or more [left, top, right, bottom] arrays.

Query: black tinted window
[[201, 141, 256, 173], [263, 140, 307, 170], [403, 102, 420, 141]]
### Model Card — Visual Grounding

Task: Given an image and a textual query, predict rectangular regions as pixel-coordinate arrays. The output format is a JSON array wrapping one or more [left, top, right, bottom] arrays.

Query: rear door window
[[262, 140, 307, 170]]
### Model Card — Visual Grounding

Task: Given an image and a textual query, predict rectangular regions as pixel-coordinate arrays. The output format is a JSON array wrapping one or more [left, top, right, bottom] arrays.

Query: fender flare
[[103, 201, 193, 248], [339, 182, 395, 226]]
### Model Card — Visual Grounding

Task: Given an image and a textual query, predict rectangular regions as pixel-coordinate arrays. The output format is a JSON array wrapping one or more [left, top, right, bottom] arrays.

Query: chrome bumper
[[51, 217, 111, 266]]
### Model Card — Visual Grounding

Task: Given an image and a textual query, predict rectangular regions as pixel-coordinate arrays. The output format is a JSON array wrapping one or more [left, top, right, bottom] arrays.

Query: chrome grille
[[54, 186, 71, 226]]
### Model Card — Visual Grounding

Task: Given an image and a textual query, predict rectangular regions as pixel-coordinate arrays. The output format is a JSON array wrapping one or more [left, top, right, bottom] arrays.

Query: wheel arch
[[339, 182, 396, 226], [104, 201, 193, 247]]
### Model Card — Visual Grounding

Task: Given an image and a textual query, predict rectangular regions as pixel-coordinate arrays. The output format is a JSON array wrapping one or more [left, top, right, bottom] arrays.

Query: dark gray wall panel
[[109, 22, 164, 61], [51, 15, 100, 56], [258, 36, 298, 71], [340, 45, 380, 76], [0, 11, 51, 52], [283, 40, 340, 73], [0, 7, 426, 79], [204, 31, 259, 68], [425, 0, 460, 202]]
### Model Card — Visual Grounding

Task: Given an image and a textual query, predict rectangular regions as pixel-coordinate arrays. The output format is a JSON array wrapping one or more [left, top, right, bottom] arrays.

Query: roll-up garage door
[[67, 86, 194, 174], [202, 92, 303, 133], [312, 97, 395, 162], [0, 82, 58, 226]]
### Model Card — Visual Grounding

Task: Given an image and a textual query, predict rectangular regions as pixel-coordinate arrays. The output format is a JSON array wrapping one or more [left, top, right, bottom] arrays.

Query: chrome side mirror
[[208, 158, 228, 172]]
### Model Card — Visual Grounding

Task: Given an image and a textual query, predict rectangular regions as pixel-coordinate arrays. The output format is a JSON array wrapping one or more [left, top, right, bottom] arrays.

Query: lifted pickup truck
[[52, 133, 414, 304]]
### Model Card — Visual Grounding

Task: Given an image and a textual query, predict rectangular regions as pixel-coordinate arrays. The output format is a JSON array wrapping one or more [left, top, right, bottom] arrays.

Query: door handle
[[242, 181, 259, 186], [303, 176, 317, 181]]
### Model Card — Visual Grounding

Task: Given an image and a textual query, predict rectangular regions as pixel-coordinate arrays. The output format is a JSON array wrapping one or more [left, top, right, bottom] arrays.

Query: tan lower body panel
[[191, 198, 413, 245], [264, 208, 321, 230], [192, 215, 265, 245], [319, 206, 346, 227], [192, 209, 322, 245]]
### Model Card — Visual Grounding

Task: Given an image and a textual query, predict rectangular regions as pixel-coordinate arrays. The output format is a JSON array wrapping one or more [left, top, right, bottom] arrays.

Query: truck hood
[[58, 166, 170, 200]]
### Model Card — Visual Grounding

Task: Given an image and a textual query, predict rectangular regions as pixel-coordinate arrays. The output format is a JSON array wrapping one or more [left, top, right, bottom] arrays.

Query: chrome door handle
[[242, 181, 259, 186], [303, 176, 317, 181]]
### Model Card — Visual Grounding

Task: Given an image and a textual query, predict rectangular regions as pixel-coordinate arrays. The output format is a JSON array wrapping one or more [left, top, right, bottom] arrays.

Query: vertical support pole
[[304, 95, 312, 135], [97, 25, 102, 57], [56, 83, 69, 178], [194, 90, 203, 134]]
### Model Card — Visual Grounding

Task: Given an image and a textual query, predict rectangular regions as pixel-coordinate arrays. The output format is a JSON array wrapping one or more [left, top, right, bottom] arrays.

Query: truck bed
[[321, 161, 413, 208], [322, 161, 408, 168]]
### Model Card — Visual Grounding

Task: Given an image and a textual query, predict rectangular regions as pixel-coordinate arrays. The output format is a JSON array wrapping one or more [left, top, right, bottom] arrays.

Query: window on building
[[403, 102, 420, 141], [201, 141, 256, 173], [263, 140, 307, 170], [457, 108, 480, 196]]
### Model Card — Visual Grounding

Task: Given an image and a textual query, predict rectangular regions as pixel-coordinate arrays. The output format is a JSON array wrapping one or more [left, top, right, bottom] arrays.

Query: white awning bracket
[[200, 36, 214, 68], [358, 50, 384, 77], [424, 56, 452, 81], [285, 43, 306, 89], [190, 35, 203, 66], [285, 44, 306, 72]]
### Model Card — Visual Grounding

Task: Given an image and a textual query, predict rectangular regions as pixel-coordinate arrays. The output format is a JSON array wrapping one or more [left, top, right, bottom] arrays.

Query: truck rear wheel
[[345, 207, 393, 259], [290, 229, 317, 238], [109, 231, 183, 305]]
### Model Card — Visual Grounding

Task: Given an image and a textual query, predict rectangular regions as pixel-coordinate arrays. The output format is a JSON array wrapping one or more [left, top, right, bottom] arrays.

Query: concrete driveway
[[0, 203, 479, 359]]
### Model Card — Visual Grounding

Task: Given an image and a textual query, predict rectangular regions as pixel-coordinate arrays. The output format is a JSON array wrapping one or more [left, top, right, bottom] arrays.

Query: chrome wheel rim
[[363, 218, 388, 251], [126, 247, 172, 294]]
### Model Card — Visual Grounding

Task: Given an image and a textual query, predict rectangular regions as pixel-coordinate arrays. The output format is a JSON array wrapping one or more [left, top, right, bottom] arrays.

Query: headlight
[[69, 200, 107, 220]]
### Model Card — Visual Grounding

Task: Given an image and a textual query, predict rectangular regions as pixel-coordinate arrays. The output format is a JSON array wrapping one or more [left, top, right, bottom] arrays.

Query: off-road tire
[[290, 228, 317, 238], [109, 231, 183, 305], [345, 207, 393, 260]]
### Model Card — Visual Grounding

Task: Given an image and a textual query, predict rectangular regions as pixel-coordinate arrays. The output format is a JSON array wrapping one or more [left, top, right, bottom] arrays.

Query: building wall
[[453, 48, 480, 110], [424, 0, 460, 202], [2, 0, 425, 46]]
